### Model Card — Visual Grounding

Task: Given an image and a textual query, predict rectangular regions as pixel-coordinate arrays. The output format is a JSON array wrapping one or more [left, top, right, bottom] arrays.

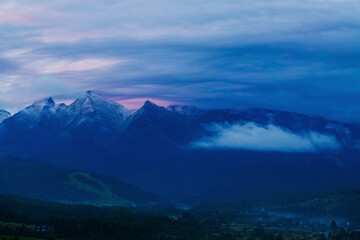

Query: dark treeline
[[0, 195, 203, 240], [2, 194, 360, 240]]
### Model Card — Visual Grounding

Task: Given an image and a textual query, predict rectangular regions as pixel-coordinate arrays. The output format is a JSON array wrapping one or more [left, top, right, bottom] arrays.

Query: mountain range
[[0, 91, 359, 203]]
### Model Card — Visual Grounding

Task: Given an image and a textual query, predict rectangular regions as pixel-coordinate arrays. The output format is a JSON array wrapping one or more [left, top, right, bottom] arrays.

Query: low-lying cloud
[[192, 122, 341, 152]]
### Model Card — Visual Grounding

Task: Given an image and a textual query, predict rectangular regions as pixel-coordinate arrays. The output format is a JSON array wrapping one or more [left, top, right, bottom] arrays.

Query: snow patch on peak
[[85, 90, 108, 102], [24, 97, 59, 114], [11, 97, 62, 124], [63, 91, 132, 129], [31, 97, 55, 108], [74, 91, 128, 111], [167, 105, 206, 116]]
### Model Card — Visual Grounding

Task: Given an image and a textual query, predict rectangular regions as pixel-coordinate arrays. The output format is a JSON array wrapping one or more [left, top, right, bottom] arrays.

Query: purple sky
[[0, 0, 359, 122]]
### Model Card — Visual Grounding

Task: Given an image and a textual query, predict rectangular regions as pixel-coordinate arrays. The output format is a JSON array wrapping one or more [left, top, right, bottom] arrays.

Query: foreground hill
[[0, 157, 158, 206], [0, 91, 359, 202]]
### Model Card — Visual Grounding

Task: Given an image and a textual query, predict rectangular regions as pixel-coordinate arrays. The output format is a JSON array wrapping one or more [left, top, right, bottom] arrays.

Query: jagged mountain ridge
[[1, 91, 357, 144], [4, 91, 132, 131], [0, 91, 359, 202]]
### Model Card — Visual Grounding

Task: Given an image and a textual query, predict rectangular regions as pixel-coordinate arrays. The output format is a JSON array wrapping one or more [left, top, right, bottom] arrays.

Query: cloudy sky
[[0, 0, 359, 122]]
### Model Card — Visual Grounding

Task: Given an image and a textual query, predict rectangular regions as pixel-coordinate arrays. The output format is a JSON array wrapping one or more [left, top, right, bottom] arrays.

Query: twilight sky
[[0, 0, 359, 122]]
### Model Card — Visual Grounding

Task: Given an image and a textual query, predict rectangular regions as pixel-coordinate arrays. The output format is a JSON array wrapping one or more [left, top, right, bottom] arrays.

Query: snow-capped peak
[[62, 91, 133, 129], [8, 97, 61, 125], [70, 91, 127, 112], [30, 97, 55, 108], [23, 97, 59, 115]]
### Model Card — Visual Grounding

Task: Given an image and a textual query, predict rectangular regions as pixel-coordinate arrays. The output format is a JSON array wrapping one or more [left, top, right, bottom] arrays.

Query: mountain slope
[[0, 91, 359, 202], [0, 110, 11, 123], [62, 91, 131, 130], [0, 157, 159, 206]]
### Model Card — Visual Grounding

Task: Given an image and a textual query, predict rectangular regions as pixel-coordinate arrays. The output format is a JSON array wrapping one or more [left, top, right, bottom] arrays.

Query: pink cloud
[[0, 11, 38, 25], [24, 58, 124, 74], [31, 29, 115, 43]]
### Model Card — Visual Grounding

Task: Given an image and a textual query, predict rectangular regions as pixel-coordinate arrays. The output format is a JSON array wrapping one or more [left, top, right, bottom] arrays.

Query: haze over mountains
[[0, 91, 359, 203]]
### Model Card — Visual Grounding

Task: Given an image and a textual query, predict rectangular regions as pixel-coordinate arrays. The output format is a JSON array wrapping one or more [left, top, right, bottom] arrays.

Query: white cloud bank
[[192, 122, 341, 152]]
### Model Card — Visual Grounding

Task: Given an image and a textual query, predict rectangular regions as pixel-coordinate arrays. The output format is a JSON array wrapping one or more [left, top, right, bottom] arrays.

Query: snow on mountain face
[[0, 110, 11, 123], [11, 97, 60, 124], [4, 91, 138, 133], [63, 91, 132, 129], [2, 91, 358, 147], [167, 105, 206, 116]]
